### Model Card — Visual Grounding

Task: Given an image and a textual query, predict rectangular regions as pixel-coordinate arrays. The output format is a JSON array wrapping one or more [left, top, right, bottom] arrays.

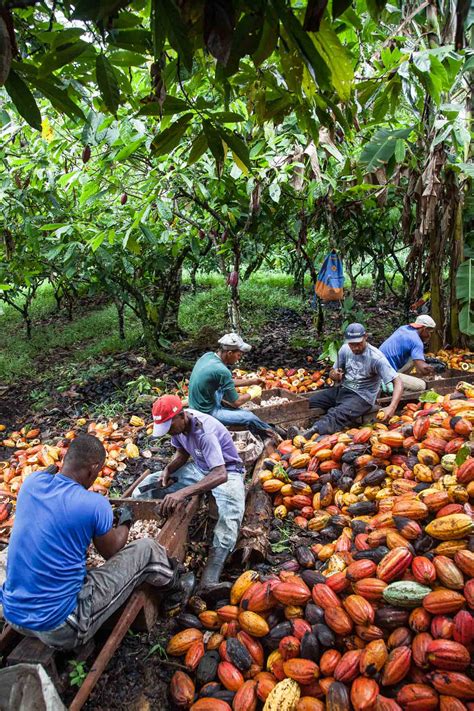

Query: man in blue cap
[[291, 323, 403, 438]]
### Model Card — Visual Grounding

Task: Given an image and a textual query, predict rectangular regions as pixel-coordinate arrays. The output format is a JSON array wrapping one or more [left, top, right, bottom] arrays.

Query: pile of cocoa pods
[[165, 388, 474, 710]]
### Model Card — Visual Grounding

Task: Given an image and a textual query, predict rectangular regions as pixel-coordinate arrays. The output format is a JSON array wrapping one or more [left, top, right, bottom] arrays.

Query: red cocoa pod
[[412, 556, 436, 585], [278, 635, 300, 661], [232, 679, 257, 711], [346, 559, 377, 581], [319, 649, 341, 677], [185, 640, 205, 671], [355, 624, 385, 641], [381, 645, 412, 686], [170, 670, 195, 708], [433, 556, 465, 590], [396, 684, 438, 711], [439, 697, 469, 711], [311, 583, 341, 609], [325, 571, 349, 593], [343, 594, 375, 626], [376, 696, 403, 711], [453, 610, 474, 646], [273, 579, 311, 606], [426, 639, 470, 671], [237, 632, 264, 667], [454, 550, 474, 577], [430, 615, 454, 640], [82, 145, 91, 163], [254, 672, 276, 702], [428, 671, 474, 700], [334, 649, 363, 683], [297, 698, 325, 711], [353, 578, 388, 602], [464, 578, 474, 608], [412, 632, 433, 669], [120, 193, 128, 205], [377, 547, 413, 582], [388, 627, 412, 649], [217, 661, 244, 691], [291, 618, 312, 641]]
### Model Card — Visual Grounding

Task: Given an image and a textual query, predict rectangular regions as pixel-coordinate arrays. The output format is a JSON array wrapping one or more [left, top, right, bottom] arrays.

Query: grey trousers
[[308, 386, 373, 434], [398, 359, 426, 392], [9, 539, 173, 650]]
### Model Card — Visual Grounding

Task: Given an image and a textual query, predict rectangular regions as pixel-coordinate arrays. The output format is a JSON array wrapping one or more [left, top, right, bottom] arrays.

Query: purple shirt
[[171, 409, 243, 473]]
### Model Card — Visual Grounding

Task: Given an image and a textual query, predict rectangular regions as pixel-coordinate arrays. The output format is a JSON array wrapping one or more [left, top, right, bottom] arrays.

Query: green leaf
[[151, 0, 166, 59], [311, 21, 354, 101], [333, 0, 353, 19], [211, 111, 245, 123], [217, 127, 251, 170], [96, 54, 120, 115], [456, 258, 473, 302], [108, 29, 152, 52], [4, 70, 41, 131], [271, 0, 330, 90], [360, 127, 413, 172], [138, 95, 189, 116], [204, 121, 224, 164], [150, 113, 192, 155], [419, 390, 443, 403], [366, 0, 387, 20], [39, 40, 90, 75], [252, 15, 278, 67], [455, 444, 470, 466], [72, 0, 131, 22], [115, 138, 145, 160], [269, 182, 281, 203], [394, 138, 406, 163], [33, 77, 85, 120], [109, 50, 148, 67], [155, 0, 193, 71], [187, 130, 208, 165]]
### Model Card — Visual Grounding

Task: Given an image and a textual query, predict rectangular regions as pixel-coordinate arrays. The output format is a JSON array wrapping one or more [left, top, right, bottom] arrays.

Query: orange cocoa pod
[[433, 555, 465, 590], [381, 645, 412, 686], [254, 671, 276, 702], [359, 639, 388, 677], [409, 607, 431, 633], [413, 416, 431, 440], [199, 610, 221, 630], [170, 670, 195, 708], [422, 589, 465, 615], [428, 670, 474, 700], [426, 639, 470, 671], [353, 427, 373, 444], [454, 549, 474, 577], [238, 611, 269, 637], [351, 677, 379, 711], [319, 649, 341, 677], [217, 604, 240, 621], [376, 696, 403, 711], [392, 498, 429, 520], [388, 627, 412, 649], [346, 559, 377, 582], [342, 594, 375, 626], [167, 628, 203, 656], [232, 679, 257, 711], [456, 458, 474, 484], [353, 578, 387, 601], [297, 699, 324, 711], [279, 635, 300, 660], [334, 649, 363, 683], [464, 578, 474, 607], [185, 640, 205, 671], [396, 684, 439, 711], [273, 579, 311, 606], [282, 658, 319, 684], [423, 491, 450, 512], [325, 571, 349, 593], [237, 631, 264, 667], [439, 697, 468, 711], [324, 605, 353, 635], [386, 529, 413, 550], [376, 547, 413, 582], [217, 661, 244, 691], [311, 583, 341, 609], [453, 609, 474, 646], [412, 632, 433, 669], [412, 556, 436, 585], [207, 633, 224, 650], [355, 624, 384, 641], [436, 503, 464, 518], [190, 700, 232, 711]]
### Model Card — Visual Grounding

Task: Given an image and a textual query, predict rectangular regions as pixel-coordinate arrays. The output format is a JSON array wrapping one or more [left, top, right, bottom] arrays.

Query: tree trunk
[[190, 262, 198, 295], [347, 259, 357, 297], [376, 258, 385, 300], [115, 299, 125, 340], [448, 191, 465, 347]]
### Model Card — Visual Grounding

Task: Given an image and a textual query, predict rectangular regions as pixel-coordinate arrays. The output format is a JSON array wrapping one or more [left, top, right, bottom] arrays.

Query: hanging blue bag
[[315, 250, 344, 302]]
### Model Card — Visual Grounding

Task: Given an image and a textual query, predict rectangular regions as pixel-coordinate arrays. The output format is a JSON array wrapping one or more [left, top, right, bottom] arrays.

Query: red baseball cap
[[152, 395, 183, 437]]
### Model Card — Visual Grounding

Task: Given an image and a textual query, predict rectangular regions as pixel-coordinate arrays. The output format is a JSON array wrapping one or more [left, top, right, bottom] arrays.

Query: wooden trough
[[0, 495, 198, 711]]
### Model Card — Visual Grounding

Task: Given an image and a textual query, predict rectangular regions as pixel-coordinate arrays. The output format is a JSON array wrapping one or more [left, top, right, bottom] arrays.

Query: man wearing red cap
[[133, 395, 246, 598]]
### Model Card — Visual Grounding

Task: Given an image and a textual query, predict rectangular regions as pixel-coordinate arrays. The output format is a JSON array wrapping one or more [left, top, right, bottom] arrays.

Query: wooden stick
[[69, 590, 146, 711], [122, 468, 151, 498]]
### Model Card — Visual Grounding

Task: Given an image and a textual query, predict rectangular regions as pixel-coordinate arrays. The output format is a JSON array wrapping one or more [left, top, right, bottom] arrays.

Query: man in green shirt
[[188, 333, 280, 439]]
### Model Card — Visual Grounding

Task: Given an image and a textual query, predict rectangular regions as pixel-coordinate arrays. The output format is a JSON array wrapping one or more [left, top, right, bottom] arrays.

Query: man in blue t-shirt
[[0, 434, 193, 649], [379, 315, 436, 393], [289, 323, 403, 439]]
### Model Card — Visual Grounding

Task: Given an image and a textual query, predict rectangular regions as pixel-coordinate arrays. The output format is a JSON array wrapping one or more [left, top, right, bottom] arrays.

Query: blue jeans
[[133, 463, 245, 550], [210, 405, 273, 436]]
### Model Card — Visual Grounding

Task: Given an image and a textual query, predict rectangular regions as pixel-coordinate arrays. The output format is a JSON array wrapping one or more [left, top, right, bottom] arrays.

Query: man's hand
[[329, 368, 344, 382], [380, 405, 396, 421], [115, 505, 134, 529], [158, 490, 189, 517], [161, 467, 172, 488]]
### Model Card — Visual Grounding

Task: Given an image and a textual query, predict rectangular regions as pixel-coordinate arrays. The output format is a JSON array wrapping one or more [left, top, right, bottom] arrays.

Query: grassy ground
[[0, 270, 400, 385]]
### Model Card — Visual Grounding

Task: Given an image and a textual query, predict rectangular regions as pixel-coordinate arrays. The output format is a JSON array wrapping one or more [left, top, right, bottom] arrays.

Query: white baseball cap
[[410, 315, 436, 329], [218, 333, 252, 352]]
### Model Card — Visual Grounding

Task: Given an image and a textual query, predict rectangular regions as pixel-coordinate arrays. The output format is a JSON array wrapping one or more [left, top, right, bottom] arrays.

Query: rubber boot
[[160, 560, 196, 616], [196, 547, 232, 602]]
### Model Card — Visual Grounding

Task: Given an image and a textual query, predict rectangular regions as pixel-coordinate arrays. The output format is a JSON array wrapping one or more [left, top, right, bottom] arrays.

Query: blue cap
[[344, 323, 366, 343]]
